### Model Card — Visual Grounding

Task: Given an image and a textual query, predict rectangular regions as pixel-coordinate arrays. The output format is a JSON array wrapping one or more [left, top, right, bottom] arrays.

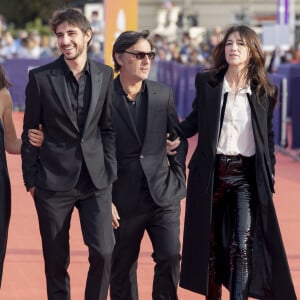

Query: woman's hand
[[166, 133, 180, 156]]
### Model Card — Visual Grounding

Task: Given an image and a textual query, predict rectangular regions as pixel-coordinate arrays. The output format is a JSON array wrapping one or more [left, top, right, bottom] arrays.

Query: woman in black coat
[[177, 25, 297, 299]]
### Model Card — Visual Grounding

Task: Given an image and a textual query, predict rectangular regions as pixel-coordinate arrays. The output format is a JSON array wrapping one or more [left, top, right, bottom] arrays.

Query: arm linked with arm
[[166, 86, 188, 171], [21, 70, 42, 191]]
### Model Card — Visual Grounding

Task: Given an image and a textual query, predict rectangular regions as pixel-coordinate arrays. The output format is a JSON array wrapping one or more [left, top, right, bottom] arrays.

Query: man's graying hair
[[112, 30, 154, 72], [49, 8, 93, 45]]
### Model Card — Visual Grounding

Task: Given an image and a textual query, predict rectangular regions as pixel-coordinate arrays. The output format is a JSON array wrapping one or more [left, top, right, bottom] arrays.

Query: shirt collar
[[115, 75, 146, 97], [61, 55, 91, 78]]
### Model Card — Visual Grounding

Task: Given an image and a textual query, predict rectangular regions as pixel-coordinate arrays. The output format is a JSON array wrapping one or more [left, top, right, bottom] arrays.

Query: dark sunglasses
[[124, 50, 156, 60]]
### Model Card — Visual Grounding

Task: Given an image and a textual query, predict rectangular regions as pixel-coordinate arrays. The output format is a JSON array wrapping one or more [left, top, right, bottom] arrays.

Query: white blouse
[[216, 77, 256, 157]]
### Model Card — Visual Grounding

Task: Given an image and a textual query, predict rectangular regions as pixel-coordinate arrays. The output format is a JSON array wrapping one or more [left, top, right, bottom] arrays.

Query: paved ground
[[1, 112, 299, 299]]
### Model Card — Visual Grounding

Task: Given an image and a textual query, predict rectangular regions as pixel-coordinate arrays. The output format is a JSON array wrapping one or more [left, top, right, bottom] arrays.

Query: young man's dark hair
[[50, 8, 93, 45]]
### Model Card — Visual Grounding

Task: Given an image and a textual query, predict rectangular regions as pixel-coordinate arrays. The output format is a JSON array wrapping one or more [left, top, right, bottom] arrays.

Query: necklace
[[225, 74, 247, 95]]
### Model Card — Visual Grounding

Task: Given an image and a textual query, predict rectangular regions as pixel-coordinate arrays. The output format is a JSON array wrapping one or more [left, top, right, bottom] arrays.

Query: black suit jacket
[[112, 77, 186, 216], [21, 56, 117, 191]]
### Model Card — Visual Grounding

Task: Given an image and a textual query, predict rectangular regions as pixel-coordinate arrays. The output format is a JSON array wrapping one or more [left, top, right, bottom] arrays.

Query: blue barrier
[[276, 63, 300, 149], [157, 60, 203, 119], [3, 59, 299, 151], [3, 58, 55, 110], [277, 63, 300, 119], [156, 61, 294, 149], [3, 57, 103, 111], [269, 73, 286, 148], [291, 76, 300, 149]]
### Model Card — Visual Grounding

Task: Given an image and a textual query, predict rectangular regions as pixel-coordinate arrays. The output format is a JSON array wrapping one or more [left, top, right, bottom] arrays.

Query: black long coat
[[179, 72, 297, 300]]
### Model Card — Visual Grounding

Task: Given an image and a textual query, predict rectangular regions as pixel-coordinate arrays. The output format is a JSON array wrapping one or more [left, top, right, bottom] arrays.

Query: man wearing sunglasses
[[110, 30, 188, 300]]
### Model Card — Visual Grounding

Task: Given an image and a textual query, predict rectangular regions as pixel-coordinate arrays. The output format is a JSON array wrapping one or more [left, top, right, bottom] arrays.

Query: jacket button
[[140, 155, 144, 159], [81, 138, 84, 143]]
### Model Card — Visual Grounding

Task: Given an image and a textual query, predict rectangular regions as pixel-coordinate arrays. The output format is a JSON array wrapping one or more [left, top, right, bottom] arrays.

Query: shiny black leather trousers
[[207, 155, 257, 300]]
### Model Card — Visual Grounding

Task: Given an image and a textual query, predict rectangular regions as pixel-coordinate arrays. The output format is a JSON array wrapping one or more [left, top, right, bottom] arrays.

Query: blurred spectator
[[152, 33, 164, 49], [199, 41, 213, 67], [39, 34, 55, 58], [188, 45, 202, 65], [90, 10, 104, 52], [0, 14, 5, 38], [18, 36, 40, 58], [179, 31, 191, 63], [155, 46, 168, 61], [282, 47, 300, 64], [11, 30, 28, 54], [0, 30, 17, 59], [167, 40, 181, 62], [88, 41, 103, 61]]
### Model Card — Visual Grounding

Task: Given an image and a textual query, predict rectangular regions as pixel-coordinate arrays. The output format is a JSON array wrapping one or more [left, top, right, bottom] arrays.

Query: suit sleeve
[[21, 70, 42, 191], [166, 87, 188, 172], [98, 68, 117, 182]]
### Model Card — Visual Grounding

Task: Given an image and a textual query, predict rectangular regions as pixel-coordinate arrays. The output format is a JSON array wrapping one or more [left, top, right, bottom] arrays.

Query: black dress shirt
[[116, 76, 147, 143], [61, 56, 93, 191], [61, 56, 91, 134]]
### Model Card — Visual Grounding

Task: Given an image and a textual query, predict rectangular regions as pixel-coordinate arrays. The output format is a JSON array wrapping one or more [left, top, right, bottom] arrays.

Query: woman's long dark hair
[[0, 64, 11, 89], [210, 25, 277, 103]]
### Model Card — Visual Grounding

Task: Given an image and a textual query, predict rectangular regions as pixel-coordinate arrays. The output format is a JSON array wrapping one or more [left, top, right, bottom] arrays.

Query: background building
[[139, 0, 300, 43]]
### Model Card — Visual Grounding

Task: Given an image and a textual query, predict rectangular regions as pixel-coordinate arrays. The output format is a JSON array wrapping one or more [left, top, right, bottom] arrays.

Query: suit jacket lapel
[[113, 86, 142, 144], [143, 80, 158, 146], [83, 61, 103, 133], [49, 64, 79, 132]]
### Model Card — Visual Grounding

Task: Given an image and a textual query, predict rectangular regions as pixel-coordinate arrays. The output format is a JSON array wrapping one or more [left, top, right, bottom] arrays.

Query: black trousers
[[208, 154, 257, 300], [34, 184, 115, 300], [110, 192, 181, 300]]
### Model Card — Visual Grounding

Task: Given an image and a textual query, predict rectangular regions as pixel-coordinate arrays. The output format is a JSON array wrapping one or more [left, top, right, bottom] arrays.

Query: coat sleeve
[[166, 87, 188, 175], [98, 68, 117, 182], [268, 89, 277, 176], [21, 70, 41, 191]]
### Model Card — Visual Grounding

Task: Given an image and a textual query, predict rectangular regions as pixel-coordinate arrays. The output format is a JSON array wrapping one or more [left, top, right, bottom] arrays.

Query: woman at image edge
[[0, 63, 42, 287], [178, 25, 297, 299]]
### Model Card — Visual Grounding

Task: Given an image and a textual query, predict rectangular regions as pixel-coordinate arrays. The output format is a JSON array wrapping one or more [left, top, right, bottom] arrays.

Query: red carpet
[[1, 112, 299, 299]]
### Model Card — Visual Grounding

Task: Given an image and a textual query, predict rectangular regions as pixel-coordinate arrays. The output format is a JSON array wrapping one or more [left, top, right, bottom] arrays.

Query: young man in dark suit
[[110, 30, 187, 300], [21, 8, 117, 300]]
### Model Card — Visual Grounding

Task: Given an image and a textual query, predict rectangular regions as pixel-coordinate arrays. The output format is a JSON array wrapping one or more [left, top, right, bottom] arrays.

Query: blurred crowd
[[0, 29, 59, 60], [151, 26, 300, 73], [1, 11, 300, 72], [151, 26, 224, 69], [0, 12, 104, 62]]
